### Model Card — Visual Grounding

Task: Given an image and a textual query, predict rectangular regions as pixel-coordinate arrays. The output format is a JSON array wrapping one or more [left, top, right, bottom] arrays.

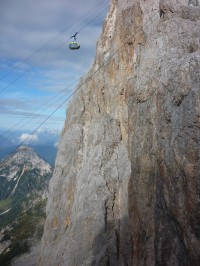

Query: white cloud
[[0, 0, 108, 67], [0, 0, 109, 132], [54, 141, 58, 148], [19, 133, 38, 144]]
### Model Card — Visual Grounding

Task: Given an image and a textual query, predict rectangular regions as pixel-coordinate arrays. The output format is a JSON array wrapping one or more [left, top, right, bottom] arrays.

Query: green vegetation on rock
[[0, 146, 52, 265]]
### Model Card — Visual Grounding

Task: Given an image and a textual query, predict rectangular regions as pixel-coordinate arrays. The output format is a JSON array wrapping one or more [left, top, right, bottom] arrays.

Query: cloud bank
[[0, 0, 109, 131], [19, 133, 38, 144]]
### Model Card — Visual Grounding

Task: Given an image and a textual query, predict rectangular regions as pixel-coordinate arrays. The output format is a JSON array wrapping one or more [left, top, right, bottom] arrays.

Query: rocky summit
[[40, 0, 200, 265], [0, 146, 52, 266]]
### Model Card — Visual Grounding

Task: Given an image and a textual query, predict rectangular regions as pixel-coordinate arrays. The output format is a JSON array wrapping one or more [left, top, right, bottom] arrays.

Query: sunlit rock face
[[40, 0, 200, 265]]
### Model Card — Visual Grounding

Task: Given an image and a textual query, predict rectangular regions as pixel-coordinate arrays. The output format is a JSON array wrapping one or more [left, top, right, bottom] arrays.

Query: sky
[[0, 0, 109, 144]]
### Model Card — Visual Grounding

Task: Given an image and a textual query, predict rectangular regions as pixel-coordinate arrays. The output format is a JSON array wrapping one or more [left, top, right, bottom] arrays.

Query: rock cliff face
[[40, 0, 200, 265]]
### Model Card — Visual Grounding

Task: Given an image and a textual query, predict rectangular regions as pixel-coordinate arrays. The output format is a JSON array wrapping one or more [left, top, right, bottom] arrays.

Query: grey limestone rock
[[40, 0, 200, 265]]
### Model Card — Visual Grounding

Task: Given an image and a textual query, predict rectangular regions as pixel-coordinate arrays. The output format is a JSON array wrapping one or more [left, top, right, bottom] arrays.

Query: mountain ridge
[[0, 145, 57, 166], [0, 145, 52, 266]]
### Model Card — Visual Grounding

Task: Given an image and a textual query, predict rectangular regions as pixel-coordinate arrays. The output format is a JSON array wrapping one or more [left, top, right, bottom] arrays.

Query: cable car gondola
[[69, 32, 80, 50]]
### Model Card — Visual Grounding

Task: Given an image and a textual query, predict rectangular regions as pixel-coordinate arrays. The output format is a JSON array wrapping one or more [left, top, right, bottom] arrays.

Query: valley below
[[0, 146, 52, 266]]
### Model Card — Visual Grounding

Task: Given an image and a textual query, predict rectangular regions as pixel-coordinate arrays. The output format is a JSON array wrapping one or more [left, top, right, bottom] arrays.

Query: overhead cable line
[[7, 0, 190, 136], [1, 12, 161, 221], [0, 4, 108, 95], [2, 88, 73, 140], [0, 2, 193, 219], [0, 84, 72, 138], [0, 8, 174, 218], [1, 10, 160, 153], [0, 6, 108, 138], [0, 0, 108, 82], [0, 9, 160, 157]]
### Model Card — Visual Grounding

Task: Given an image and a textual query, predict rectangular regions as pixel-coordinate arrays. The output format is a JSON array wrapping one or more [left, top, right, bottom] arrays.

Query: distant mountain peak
[[0, 145, 52, 181], [0, 144, 52, 202], [16, 145, 33, 151], [0, 146, 53, 265], [14, 145, 37, 159]]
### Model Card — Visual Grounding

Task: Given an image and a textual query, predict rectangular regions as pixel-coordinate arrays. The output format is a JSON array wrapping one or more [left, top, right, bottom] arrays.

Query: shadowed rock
[[40, 0, 200, 265]]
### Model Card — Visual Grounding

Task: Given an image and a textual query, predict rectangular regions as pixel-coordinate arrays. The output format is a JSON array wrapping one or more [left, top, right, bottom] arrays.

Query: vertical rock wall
[[40, 0, 200, 265], [128, 2, 200, 265]]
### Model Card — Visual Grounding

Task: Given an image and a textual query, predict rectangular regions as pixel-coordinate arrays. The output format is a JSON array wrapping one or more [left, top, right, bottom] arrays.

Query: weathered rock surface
[[12, 243, 41, 266], [40, 0, 200, 265]]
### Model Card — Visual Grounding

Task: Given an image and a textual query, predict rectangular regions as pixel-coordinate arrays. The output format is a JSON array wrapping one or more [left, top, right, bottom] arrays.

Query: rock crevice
[[40, 1, 200, 265]]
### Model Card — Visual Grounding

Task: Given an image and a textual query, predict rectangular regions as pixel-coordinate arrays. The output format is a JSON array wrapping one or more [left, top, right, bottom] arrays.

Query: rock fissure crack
[[40, 1, 200, 265]]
